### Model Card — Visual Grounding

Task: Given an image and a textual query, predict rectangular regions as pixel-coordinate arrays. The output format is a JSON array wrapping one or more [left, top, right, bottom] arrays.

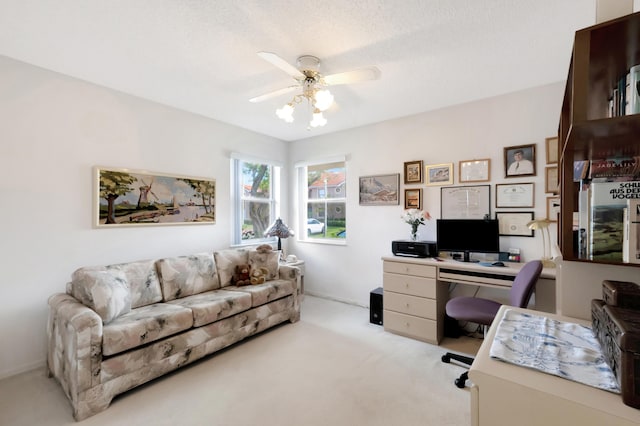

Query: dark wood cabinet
[[559, 11, 640, 266]]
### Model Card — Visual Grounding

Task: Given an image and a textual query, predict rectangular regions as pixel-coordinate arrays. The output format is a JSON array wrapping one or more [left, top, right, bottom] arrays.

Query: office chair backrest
[[509, 260, 543, 308]]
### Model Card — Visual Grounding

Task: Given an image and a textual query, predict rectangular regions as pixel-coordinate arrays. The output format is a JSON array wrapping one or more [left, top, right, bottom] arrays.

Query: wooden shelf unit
[[559, 11, 640, 267]]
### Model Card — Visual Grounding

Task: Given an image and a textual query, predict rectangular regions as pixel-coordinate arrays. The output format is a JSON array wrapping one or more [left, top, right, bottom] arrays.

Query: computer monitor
[[436, 219, 500, 262]]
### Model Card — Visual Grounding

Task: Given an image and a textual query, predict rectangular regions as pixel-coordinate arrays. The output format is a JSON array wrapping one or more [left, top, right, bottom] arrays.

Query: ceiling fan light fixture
[[310, 109, 327, 128], [313, 89, 334, 111], [276, 103, 294, 123]]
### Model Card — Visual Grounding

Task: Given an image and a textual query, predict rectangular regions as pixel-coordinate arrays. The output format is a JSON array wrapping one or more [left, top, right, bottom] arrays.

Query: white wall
[[0, 56, 288, 378], [288, 83, 564, 307]]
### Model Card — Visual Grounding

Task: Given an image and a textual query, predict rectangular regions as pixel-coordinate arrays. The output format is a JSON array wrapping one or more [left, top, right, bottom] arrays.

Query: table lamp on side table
[[264, 218, 294, 260]]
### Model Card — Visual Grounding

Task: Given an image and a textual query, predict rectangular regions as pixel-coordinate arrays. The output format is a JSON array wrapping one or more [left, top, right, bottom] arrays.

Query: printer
[[391, 240, 438, 258]]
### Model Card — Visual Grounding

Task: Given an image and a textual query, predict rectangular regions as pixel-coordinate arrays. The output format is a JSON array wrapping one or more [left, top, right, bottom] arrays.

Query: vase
[[410, 225, 419, 241]]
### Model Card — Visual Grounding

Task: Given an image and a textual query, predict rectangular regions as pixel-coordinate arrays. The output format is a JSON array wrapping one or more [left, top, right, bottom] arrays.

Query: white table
[[469, 305, 640, 426]]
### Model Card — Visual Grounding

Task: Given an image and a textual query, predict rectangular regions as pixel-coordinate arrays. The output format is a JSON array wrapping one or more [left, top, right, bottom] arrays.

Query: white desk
[[381, 256, 556, 344], [469, 306, 640, 426]]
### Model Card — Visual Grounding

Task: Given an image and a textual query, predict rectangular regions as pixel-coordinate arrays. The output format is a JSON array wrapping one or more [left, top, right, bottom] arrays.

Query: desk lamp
[[264, 218, 294, 256], [527, 219, 557, 268]]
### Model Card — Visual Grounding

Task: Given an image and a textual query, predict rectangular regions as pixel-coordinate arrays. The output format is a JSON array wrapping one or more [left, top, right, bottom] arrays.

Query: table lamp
[[264, 218, 294, 253], [526, 219, 557, 268]]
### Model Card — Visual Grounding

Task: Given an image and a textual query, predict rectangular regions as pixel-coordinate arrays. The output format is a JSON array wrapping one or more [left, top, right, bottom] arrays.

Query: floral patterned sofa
[[47, 248, 300, 421]]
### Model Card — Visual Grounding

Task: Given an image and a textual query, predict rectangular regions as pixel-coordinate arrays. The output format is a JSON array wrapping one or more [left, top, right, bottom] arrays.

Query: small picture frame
[[403, 160, 423, 184], [495, 182, 535, 208], [547, 196, 560, 222], [545, 166, 559, 194], [425, 163, 453, 186], [504, 144, 536, 178], [496, 211, 535, 237], [358, 174, 400, 206], [404, 188, 422, 209], [545, 136, 559, 165], [459, 158, 491, 183]]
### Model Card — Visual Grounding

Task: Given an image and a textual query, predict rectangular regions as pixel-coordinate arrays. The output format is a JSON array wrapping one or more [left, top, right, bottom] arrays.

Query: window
[[297, 159, 346, 241], [231, 156, 280, 245]]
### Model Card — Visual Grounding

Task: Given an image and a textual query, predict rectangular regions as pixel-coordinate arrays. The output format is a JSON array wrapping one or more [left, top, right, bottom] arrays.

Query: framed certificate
[[496, 211, 535, 237], [495, 183, 535, 208], [440, 185, 491, 219], [459, 159, 490, 183]]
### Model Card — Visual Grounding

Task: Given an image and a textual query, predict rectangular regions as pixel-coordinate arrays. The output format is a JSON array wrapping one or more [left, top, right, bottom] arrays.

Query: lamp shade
[[264, 218, 294, 250]]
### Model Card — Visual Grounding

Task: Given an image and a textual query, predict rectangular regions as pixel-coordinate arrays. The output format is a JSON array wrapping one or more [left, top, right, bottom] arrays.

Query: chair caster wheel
[[441, 354, 450, 363], [454, 378, 466, 388]]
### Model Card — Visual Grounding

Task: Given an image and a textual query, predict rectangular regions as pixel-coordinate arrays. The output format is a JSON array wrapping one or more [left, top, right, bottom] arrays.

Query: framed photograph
[[359, 173, 400, 206], [425, 163, 453, 186], [545, 166, 559, 194], [404, 160, 423, 184], [459, 158, 491, 183], [504, 144, 536, 178], [95, 166, 216, 227], [547, 196, 560, 222], [545, 136, 559, 164], [441, 185, 491, 219], [496, 211, 535, 237], [404, 188, 422, 209], [495, 183, 535, 208]]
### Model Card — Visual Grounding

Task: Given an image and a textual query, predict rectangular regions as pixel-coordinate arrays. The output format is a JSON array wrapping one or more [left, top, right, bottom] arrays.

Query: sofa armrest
[[47, 293, 103, 398], [278, 264, 300, 286]]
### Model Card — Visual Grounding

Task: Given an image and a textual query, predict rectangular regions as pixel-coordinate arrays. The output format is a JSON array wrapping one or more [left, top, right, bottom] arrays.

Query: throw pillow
[[70, 268, 131, 323], [213, 249, 249, 287], [157, 253, 219, 300], [248, 249, 280, 281]]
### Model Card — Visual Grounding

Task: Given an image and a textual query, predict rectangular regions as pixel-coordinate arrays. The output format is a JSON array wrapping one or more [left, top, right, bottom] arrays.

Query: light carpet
[[0, 296, 481, 426]]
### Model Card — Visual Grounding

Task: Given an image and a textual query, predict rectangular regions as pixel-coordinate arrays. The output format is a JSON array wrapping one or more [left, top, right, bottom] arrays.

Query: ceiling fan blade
[[323, 67, 381, 86], [257, 52, 305, 80], [249, 85, 298, 103]]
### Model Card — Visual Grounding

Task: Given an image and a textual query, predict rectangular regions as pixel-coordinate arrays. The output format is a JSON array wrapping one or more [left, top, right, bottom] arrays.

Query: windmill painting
[[95, 167, 216, 227]]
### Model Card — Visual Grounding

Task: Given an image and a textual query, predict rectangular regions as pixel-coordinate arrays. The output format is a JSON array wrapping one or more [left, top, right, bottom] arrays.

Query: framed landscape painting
[[359, 173, 400, 206], [95, 166, 216, 227]]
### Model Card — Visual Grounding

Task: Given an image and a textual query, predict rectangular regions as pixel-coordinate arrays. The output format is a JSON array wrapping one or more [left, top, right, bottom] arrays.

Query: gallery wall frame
[[496, 211, 535, 237], [459, 158, 491, 183], [504, 143, 536, 178], [95, 166, 216, 227], [545, 166, 559, 194], [547, 196, 560, 222], [359, 173, 400, 206], [545, 136, 559, 165], [404, 188, 422, 209], [404, 160, 424, 184], [495, 182, 535, 208], [425, 162, 454, 186], [440, 185, 491, 219]]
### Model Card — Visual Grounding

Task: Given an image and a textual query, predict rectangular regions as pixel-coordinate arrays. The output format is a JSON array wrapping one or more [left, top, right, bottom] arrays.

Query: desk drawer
[[383, 261, 436, 278], [383, 310, 438, 343], [384, 291, 437, 319], [383, 273, 436, 298]]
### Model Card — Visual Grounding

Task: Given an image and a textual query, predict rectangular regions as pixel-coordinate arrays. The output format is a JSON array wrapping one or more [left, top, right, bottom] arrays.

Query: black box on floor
[[370, 287, 383, 325]]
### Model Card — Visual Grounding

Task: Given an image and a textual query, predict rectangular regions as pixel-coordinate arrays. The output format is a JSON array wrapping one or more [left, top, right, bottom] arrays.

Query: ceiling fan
[[250, 52, 381, 128]]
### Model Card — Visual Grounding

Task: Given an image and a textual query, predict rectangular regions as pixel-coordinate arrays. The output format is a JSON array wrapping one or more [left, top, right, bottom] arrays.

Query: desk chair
[[441, 260, 543, 388]]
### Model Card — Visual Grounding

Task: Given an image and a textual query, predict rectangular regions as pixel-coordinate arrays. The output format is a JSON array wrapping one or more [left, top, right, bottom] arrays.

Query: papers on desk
[[489, 309, 620, 394]]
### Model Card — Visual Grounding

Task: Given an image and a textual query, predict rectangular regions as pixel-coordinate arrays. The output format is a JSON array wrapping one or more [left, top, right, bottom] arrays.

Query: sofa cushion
[[102, 303, 194, 356], [68, 269, 131, 323], [248, 249, 280, 281], [213, 249, 249, 287], [167, 289, 252, 327], [157, 253, 219, 301], [226, 279, 295, 307]]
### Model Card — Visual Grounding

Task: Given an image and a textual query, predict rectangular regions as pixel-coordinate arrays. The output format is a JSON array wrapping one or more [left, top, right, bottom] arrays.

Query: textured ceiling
[[0, 1, 599, 141]]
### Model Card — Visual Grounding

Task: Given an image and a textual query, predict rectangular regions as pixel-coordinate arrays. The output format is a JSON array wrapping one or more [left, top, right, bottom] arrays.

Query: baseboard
[[0, 360, 45, 381], [304, 291, 367, 309]]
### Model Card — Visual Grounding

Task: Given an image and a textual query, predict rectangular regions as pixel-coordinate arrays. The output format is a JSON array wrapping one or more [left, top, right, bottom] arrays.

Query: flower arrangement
[[401, 209, 432, 241]]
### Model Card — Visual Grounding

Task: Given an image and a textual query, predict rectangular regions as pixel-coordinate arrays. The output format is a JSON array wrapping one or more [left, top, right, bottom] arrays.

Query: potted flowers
[[402, 209, 432, 241]]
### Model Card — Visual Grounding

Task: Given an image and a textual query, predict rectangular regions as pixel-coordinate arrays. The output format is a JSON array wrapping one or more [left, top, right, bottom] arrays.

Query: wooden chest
[[602, 280, 640, 310], [591, 299, 640, 409]]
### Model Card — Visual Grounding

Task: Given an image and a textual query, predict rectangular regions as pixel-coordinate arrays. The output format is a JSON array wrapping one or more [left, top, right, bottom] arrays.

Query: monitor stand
[[460, 251, 478, 263]]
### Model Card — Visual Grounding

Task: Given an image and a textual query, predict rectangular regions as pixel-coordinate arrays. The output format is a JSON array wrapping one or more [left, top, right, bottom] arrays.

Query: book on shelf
[[628, 64, 640, 115], [588, 181, 640, 262], [589, 156, 640, 180], [625, 199, 640, 264]]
